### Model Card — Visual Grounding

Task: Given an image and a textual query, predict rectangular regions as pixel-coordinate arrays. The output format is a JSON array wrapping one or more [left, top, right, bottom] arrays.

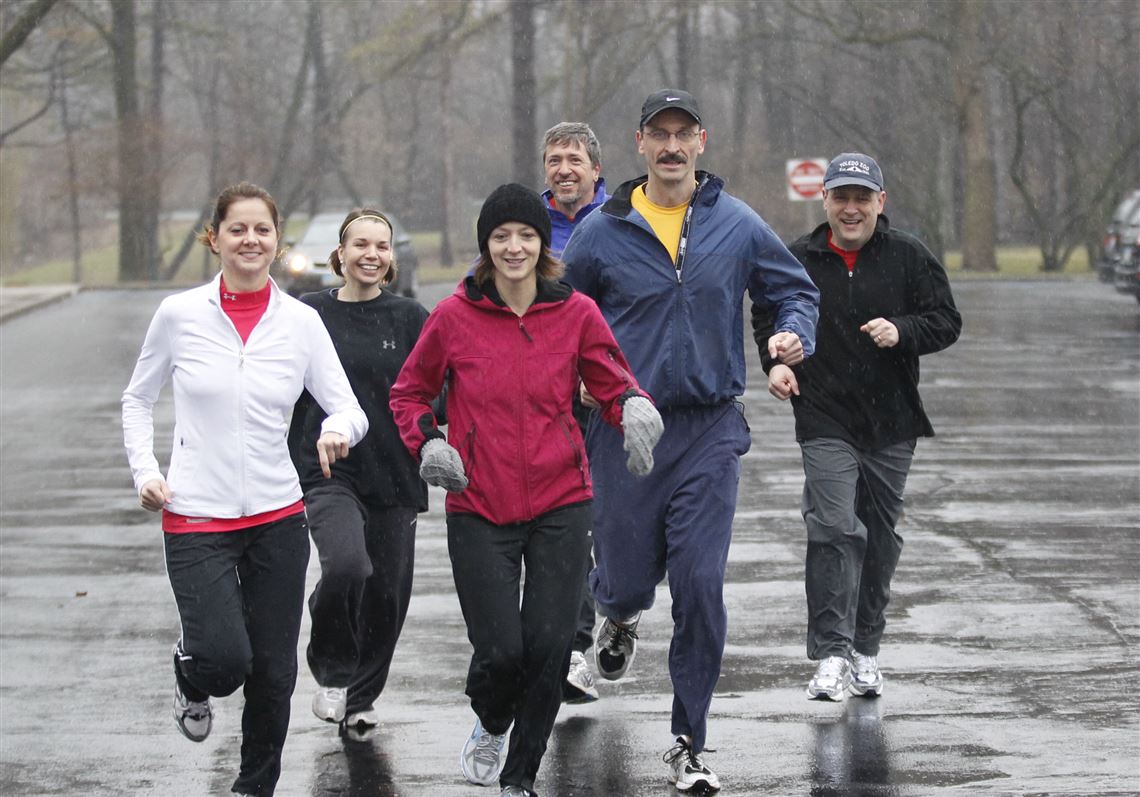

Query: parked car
[[277, 211, 419, 298], [1096, 189, 1140, 282], [1112, 199, 1140, 302]]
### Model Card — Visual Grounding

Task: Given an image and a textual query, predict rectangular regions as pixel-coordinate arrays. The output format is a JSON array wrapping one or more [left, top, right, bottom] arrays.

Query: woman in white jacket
[[122, 182, 367, 797]]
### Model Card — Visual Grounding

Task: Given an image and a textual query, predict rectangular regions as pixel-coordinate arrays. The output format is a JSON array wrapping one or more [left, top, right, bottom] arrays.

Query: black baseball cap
[[823, 153, 884, 192], [639, 89, 702, 129]]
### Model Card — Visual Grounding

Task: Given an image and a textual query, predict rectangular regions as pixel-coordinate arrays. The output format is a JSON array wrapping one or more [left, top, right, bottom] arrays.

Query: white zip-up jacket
[[122, 276, 368, 519]]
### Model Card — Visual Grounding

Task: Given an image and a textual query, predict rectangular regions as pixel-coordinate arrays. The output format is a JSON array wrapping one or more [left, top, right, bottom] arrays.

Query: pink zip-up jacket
[[390, 276, 650, 526]]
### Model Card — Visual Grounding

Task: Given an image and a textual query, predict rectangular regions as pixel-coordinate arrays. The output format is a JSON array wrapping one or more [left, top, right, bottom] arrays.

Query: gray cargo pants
[[800, 437, 916, 660]]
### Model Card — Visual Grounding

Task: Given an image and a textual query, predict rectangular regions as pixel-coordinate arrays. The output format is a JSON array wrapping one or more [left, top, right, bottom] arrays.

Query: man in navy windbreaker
[[562, 89, 819, 794]]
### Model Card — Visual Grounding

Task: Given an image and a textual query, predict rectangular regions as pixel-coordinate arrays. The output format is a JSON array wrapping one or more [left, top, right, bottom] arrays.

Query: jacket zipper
[[215, 298, 251, 516], [559, 415, 588, 488], [462, 424, 477, 476], [518, 318, 533, 518], [236, 347, 248, 515], [669, 177, 707, 403]]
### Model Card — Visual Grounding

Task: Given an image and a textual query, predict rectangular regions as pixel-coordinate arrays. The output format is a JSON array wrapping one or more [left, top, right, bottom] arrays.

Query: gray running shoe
[[850, 651, 883, 697], [564, 650, 600, 703], [172, 643, 212, 742], [459, 717, 508, 786], [173, 681, 213, 742], [594, 612, 641, 681], [806, 655, 852, 701], [345, 706, 380, 728], [312, 687, 347, 723], [341, 706, 380, 741], [500, 786, 534, 797]]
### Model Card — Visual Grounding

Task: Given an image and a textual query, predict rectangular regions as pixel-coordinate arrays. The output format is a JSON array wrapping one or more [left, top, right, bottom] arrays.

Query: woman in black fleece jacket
[[287, 208, 434, 737]]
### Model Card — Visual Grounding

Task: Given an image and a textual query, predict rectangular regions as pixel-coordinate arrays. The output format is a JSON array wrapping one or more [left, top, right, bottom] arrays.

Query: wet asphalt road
[[0, 280, 1137, 796]]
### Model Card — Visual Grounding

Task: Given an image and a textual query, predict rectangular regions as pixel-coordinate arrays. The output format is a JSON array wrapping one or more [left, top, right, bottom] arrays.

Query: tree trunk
[[439, 48, 454, 268], [0, 0, 58, 67], [729, 4, 754, 180], [143, 0, 165, 280], [307, 0, 329, 217], [402, 80, 422, 225], [202, 4, 222, 280], [110, 0, 148, 282], [953, 0, 998, 272], [268, 10, 313, 206], [675, 1, 691, 88], [56, 51, 82, 284], [510, 0, 537, 187]]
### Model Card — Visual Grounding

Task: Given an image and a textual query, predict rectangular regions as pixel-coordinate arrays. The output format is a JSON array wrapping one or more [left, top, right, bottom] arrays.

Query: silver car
[[278, 212, 419, 298], [1097, 189, 1140, 283]]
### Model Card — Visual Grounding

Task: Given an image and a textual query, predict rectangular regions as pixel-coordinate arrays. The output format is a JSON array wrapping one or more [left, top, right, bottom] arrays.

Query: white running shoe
[[339, 705, 381, 740], [806, 655, 852, 701], [459, 717, 509, 786], [594, 612, 640, 681], [345, 706, 380, 728], [312, 687, 348, 723], [664, 736, 720, 792], [564, 650, 600, 703], [850, 651, 884, 697]]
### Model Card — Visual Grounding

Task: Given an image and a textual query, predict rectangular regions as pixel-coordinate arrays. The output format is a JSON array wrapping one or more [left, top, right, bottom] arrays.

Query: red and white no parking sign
[[786, 158, 828, 202]]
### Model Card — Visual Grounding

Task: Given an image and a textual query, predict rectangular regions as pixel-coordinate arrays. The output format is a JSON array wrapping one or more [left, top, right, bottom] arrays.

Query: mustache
[[658, 153, 687, 164]]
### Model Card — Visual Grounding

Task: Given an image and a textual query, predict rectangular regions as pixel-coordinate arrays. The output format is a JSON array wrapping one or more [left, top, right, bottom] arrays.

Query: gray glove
[[419, 438, 468, 492], [621, 395, 664, 476]]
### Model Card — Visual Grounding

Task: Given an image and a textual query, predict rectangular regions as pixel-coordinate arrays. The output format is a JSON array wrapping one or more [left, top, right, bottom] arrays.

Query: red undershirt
[[827, 230, 859, 272], [162, 278, 304, 533]]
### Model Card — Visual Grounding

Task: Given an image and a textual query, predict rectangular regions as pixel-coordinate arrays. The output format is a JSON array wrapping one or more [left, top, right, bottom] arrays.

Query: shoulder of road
[[0, 284, 80, 323]]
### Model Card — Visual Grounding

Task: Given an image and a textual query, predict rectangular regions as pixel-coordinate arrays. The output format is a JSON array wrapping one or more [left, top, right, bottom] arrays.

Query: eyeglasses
[[644, 128, 700, 143]]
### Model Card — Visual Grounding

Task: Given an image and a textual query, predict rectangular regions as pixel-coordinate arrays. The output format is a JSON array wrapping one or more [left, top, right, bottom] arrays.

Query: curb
[[0, 285, 81, 324]]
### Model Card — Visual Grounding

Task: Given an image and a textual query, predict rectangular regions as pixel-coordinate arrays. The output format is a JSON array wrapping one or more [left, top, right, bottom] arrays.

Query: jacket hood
[[456, 274, 574, 311]]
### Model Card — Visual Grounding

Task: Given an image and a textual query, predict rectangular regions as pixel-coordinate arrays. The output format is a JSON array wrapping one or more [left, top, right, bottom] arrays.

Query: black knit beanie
[[476, 183, 552, 254]]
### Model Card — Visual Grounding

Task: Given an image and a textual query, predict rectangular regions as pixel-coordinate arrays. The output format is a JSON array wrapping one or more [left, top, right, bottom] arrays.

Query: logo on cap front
[[838, 160, 871, 176], [666, 96, 680, 102]]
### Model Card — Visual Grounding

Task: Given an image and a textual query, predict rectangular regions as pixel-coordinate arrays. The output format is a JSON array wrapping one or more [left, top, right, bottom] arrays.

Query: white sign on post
[[786, 158, 828, 202]]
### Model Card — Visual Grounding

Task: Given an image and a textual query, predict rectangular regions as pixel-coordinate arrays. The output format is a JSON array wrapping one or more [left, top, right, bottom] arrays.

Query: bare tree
[[951, 0, 997, 271], [4, 0, 1137, 285], [142, 0, 166, 280], [0, 0, 59, 68], [510, 0, 537, 186], [53, 43, 81, 282], [1004, 0, 1140, 271], [674, 0, 692, 88], [788, 0, 1000, 269], [108, 0, 151, 282]]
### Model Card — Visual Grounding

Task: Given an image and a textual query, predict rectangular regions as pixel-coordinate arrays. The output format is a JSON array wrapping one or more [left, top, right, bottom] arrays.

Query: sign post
[[786, 158, 828, 202]]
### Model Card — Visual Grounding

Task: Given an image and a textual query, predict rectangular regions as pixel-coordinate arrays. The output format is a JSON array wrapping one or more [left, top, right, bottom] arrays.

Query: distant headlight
[[287, 253, 311, 275]]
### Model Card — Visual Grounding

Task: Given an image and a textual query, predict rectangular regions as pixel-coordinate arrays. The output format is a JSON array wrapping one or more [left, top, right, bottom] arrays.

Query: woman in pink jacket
[[390, 183, 662, 797]]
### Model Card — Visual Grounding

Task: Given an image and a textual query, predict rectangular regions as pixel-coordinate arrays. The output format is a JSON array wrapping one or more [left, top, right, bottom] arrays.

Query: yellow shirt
[[631, 184, 688, 264]]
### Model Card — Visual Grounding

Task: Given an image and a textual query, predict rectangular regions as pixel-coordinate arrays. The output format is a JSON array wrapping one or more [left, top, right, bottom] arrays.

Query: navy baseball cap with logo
[[639, 89, 702, 129], [823, 153, 884, 192]]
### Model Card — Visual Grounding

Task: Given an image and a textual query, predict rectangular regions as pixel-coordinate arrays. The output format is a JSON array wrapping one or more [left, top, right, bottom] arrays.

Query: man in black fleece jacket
[[752, 152, 961, 702]]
